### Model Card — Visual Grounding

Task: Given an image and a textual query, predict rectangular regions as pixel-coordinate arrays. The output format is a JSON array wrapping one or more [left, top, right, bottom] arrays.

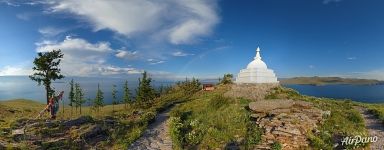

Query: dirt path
[[356, 107, 384, 149], [128, 108, 173, 150]]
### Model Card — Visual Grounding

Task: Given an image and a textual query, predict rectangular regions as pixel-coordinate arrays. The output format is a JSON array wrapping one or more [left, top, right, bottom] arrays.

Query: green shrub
[[169, 117, 185, 150], [246, 122, 262, 145], [346, 111, 364, 124], [185, 119, 204, 145], [208, 95, 230, 109], [142, 111, 156, 124], [271, 141, 282, 150]]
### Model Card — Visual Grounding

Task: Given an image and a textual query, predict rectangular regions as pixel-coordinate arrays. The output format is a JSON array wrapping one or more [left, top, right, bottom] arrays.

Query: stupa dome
[[246, 47, 267, 69], [235, 47, 279, 84], [247, 59, 267, 69]]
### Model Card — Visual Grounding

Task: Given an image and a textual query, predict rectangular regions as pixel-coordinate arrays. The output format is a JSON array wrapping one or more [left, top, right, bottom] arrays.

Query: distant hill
[[279, 76, 384, 85]]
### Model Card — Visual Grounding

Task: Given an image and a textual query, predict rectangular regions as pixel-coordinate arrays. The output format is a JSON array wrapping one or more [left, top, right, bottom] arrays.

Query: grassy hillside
[[0, 88, 189, 149], [1, 84, 383, 149], [0, 99, 45, 128], [168, 84, 382, 149], [280, 76, 383, 85], [169, 85, 261, 149], [0, 79, 200, 149]]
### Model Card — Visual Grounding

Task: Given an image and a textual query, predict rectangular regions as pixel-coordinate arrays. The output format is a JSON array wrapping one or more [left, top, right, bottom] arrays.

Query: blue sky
[[0, 0, 384, 80]]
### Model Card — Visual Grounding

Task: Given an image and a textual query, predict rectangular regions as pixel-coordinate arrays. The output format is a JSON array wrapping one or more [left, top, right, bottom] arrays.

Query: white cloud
[[323, 0, 343, 4], [0, 66, 32, 76], [46, 0, 219, 44], [99, 66, 143, 76], [348, 70, 384, 80], [35, 36, 144, 76], [37, 36, 112, 62], [329, 69, 384, 80], [0, 0, 20, 6], [115, 50, 139, 60], [16, 13, 32, 20], [169, 1, 219, 44], [147, 59, 165, 65], [172, 51, 194, 57], [1, 0, 53, 6], [347, 57, 356, 60], [38, 26, 67, 37]]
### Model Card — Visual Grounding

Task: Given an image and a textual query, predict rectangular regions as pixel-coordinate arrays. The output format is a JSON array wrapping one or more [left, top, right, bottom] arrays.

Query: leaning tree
[[29, 49, 64, 104]]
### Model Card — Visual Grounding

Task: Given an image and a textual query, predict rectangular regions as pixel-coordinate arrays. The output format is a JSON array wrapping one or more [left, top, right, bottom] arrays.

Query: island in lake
[[280, 76, 384, 85]]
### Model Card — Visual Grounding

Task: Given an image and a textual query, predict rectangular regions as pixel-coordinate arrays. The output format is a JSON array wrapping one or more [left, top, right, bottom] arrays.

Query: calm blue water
[[2, 76, 383, 104], [0, 76, 174, 104], [284, 84, 384, 103]]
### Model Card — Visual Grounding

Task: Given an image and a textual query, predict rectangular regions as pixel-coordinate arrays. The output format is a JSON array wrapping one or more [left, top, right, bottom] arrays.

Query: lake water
[[2, 76, 383, 104], [0, 76, 175, 104], [284, 84, 384, 103]]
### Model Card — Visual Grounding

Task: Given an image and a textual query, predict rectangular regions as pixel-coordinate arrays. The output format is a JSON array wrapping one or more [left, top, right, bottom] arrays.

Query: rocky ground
[[249, 99, 329, 149], [128, 108, 173, 150], [224, 83, 279, 100], [356, 107, 384, 149], [0, 116, 116, 149]]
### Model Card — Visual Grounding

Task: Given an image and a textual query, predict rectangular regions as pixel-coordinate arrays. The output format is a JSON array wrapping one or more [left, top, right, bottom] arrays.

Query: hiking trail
[[356, 107, 384, 149], [128, 108, 173, 150]]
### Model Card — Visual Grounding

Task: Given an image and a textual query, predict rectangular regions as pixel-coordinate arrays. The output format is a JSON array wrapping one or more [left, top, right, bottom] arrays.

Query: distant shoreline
[[279, 76, 384, 86]]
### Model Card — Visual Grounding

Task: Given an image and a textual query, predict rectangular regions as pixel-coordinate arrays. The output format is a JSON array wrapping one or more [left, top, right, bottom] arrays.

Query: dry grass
[[0, 99, 135, 129], [224, 83, 279, 101]]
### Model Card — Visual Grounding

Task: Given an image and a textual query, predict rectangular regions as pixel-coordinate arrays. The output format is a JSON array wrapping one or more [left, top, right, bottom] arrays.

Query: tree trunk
[[45, 86, 49, 104], [62, 98, 64, 115], [80, 105, 82, 114]]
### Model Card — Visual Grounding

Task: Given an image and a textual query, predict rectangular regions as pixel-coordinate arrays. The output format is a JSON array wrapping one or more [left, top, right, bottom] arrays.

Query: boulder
[[79, 125, 107, 142], [11, 128, 25, 135], [274, 126, 301, 136], [11, 128, 25, 142], [249, 100, 326, 149], [270, 109, 291, 115], [249, 99, 294, 113], [42, 138, 69, 149]]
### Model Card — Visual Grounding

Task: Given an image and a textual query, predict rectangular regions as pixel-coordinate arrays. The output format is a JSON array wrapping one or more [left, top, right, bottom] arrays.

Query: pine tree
[[29, 49, 64, 104], [69, 79, 75, 117], [75, 83, 85, 114], [93, 83, 104, 113], [123, 80, 131, 109], [112, 84, 118, 112], [136, 71, 155, 104]]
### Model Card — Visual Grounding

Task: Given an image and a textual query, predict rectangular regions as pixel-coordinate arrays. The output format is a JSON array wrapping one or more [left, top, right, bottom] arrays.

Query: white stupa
[[235, 47, 279, 84]]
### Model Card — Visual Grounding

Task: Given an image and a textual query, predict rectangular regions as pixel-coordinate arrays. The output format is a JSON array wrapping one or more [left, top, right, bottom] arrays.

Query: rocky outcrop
[[79, 124, 108, 144], [249, 99, 327, 149], [249, 99, 294, 113], [224, 84, 279, 100], [5, 116, 110, 149], [63, 116, 93, 127]]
